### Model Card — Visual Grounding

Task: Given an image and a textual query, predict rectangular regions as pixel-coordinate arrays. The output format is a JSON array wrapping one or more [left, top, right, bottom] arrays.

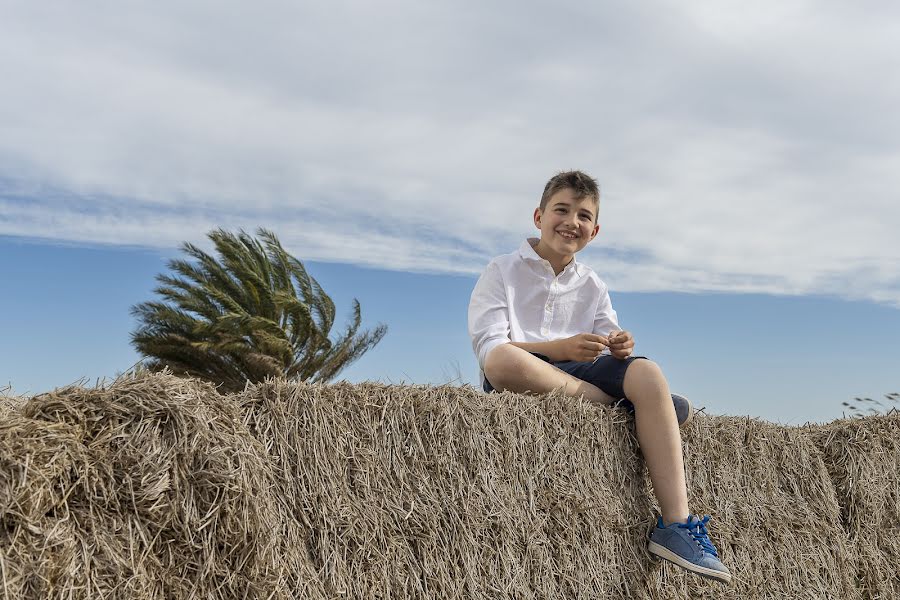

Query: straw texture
[[1, 373, 896, 599], [810, 414, 900, 599], [237, 380, 650, 599], [641, 416, 858, 599], [2, 376, 289, 598]]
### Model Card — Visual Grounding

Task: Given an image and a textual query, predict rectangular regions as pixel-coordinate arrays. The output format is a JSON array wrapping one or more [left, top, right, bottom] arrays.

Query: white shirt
[[468, 238, 620, 384]]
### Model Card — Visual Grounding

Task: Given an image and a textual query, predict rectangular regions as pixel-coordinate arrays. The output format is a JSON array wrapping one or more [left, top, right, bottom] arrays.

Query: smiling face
[[532, 187, 600, 271]]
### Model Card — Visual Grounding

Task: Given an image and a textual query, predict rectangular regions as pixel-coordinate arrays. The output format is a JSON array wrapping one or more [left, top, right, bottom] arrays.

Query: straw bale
[[1, 374, 296, 599], [237, 380, 652, 599], [809, 414, 900, 599], [238, 381, 861, 599], [634, 415, 859, 599], [2, 374, 896, 599], [1, 413, 89, 596]]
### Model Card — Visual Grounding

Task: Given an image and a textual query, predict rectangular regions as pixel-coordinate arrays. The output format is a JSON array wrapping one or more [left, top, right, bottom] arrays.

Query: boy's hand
[[558, 333, 609, 362], [607, 330, 634, 359]]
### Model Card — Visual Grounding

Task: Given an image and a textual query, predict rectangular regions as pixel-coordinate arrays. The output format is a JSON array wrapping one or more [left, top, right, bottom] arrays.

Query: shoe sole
[[647, 540, 732, 583]]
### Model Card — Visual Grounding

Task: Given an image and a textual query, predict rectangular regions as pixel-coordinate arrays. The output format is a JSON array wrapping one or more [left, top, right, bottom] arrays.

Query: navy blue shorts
[[483, 352, 647, 400]]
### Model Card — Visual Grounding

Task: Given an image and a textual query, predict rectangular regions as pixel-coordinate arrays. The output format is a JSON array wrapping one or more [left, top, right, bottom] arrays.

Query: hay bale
[[635, 416, 859, 599], [1, 374, 295, 599], [809, 414, 900, 599], [238, 381, 860, 599], [2, 374, 895, 598], [0, 413, 91, 597], [237, 380, 651, 599]]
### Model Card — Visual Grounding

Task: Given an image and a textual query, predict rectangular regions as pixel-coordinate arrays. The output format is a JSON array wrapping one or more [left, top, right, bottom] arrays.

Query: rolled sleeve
[[468, 261, 511, 370]]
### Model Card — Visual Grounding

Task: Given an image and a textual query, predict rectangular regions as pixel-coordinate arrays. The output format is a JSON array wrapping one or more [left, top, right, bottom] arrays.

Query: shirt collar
[[518, 238, 583, 276]]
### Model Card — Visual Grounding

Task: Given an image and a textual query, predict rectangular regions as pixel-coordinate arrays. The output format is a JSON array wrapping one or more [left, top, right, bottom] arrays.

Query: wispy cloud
[[2, 1, 898, 304]]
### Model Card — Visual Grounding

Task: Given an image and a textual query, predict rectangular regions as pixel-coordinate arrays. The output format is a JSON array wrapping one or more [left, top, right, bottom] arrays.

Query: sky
[[1, 1, 898, 424]]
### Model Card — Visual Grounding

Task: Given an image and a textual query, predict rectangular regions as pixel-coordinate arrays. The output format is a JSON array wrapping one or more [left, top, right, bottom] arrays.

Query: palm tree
[[131, 228, 387, 392]]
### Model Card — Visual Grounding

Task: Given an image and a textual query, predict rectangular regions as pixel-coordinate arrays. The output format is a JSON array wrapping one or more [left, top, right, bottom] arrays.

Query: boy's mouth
[[557, 231, 579, 240]]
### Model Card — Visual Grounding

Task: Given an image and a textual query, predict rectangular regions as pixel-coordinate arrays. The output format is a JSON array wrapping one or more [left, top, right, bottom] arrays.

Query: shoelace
[[676, 515, 719, 557]]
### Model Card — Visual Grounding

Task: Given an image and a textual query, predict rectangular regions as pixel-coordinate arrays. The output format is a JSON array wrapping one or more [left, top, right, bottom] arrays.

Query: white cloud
[[1, 0, 899, 305]]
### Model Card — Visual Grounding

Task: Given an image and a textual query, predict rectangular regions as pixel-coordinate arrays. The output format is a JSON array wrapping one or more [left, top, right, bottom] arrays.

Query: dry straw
[[1, 375, 286, 598], [1, 372, 896, 598], [810, 414, 900, 599]]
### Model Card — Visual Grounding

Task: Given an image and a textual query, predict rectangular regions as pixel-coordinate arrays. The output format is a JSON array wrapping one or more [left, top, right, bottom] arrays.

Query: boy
[[467, 170, 731, 583]]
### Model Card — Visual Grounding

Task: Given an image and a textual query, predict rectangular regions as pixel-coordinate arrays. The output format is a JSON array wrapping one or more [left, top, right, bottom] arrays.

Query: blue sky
[[1, 1, 899, 424]]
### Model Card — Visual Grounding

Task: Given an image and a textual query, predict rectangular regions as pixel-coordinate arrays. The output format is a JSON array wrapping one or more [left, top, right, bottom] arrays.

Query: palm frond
[[130, 227, 387, 391]]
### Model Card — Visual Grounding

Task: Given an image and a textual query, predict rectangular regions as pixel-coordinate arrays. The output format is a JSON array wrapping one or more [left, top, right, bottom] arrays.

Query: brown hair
[[539, 170, 600, 223]]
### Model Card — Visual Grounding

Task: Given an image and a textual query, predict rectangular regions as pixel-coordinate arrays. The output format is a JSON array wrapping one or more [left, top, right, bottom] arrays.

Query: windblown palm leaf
[[131, 228, 387, 392]]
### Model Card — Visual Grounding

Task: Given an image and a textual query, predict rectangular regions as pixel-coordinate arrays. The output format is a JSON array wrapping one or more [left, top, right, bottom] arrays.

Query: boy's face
[[533, 188, 600, 256]]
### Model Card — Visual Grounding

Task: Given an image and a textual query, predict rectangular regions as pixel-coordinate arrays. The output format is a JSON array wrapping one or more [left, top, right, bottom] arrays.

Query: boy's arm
[[592, 283, 620, 344], [592, 282, 634, 359], [468, 261, 513, 370]]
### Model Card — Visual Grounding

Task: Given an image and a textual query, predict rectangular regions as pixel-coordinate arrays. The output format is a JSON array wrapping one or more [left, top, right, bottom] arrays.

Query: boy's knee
[[484, 344, 533, 389], [484, 344, 516, 387], [641, 358, 662, 372], [626, 358, 666, 383], [623, 359, 670, 404]]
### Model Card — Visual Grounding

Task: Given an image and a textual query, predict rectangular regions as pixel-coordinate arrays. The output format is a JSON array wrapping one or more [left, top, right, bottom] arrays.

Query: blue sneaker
[[615, 393, 694, 427], [648, 515, 731, 583]]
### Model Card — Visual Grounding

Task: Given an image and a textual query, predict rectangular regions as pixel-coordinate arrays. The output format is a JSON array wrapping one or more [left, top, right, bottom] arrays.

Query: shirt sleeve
[[592, 282, 620, 341], [468, 260, 511, 370]]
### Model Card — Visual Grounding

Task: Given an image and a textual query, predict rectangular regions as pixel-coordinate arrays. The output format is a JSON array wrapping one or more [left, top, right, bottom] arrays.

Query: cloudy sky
[[2, 1, 899, 422]]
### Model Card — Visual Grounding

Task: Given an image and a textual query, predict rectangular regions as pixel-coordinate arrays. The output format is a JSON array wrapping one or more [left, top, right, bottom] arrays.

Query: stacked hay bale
[[237, 380, 859, 600], [237, 380, 652, 599], [810, 414, 900, 599], [641, 416, 859, 599], [0, 372, 894, 598], [0, 375, 318, 599]]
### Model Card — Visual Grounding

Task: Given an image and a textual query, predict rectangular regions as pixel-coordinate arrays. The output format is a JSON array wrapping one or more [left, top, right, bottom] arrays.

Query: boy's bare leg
[[622, 360, 690, 525], [483, 344, 617, 406], [485, 345, 689, 524]]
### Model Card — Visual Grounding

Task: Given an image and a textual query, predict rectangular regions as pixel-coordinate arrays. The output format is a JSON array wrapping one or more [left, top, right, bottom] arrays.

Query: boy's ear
[[589, 223, 600, 240], [533, 207, 542, 228]]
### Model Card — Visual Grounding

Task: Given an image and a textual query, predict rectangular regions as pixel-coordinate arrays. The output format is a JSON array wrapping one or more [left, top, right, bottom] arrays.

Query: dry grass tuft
[[0, 385, 24, 418], [1, 373, 897, 598]]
